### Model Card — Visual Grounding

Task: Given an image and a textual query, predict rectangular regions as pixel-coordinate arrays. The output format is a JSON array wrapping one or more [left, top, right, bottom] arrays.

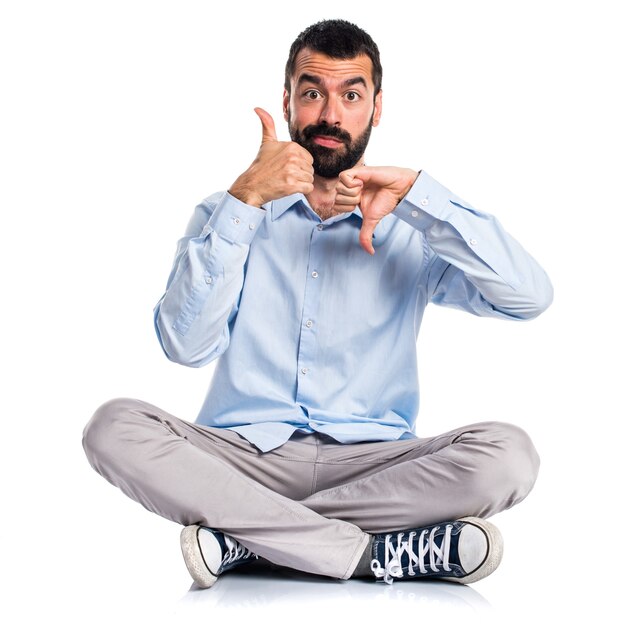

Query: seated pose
[[83, 18, 553, 588]]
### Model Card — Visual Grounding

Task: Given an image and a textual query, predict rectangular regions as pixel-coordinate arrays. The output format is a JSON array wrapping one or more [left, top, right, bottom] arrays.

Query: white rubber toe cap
[[454, 517, 504, 584], [180, 526, 219, 589]]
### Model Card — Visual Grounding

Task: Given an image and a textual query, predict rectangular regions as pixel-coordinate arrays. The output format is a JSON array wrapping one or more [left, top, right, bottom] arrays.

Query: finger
[[287, 167, 314, 188], [296, 181, 315, 195], [359, 218, 378, 255], [295, 169, 315, 185], [254, 107, 278, 143], [290, 161, 314, 182], [294, 144, 314, 164], [334, 188, 361, 206], [334, 194, 360, 207], [332, 204, 354, 214], [335, 182, 361, 198], [339, 169, 365, 189], [341, 165, 373, 185]]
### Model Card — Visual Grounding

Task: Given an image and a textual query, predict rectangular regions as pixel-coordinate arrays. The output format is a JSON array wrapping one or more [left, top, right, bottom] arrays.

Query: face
[[284, 49, 382, 179]]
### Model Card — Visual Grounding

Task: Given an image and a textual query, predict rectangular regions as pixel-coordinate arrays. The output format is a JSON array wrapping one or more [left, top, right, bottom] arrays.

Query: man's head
[[283, 19, 383, 179]]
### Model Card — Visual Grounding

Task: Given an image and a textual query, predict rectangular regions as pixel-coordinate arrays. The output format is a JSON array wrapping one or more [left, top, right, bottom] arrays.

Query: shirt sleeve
[[153, 191, 267, 367], [392, 170, 554, 320]]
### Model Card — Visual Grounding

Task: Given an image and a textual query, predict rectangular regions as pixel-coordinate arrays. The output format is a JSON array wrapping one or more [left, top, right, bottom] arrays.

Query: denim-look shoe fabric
[[370, 517, 502, 585]]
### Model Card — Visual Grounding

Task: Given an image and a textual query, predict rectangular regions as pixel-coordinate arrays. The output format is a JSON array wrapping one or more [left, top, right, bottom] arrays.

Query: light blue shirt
[[154, 170, 553, 452]]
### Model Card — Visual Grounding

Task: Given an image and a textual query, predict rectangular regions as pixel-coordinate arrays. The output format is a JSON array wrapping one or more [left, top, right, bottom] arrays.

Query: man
[[82, 19, 553, 588]]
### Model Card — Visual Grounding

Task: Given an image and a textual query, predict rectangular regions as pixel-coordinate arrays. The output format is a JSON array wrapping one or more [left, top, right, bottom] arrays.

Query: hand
[[336, 166, 419, 255], [228, 108, 315, 207]]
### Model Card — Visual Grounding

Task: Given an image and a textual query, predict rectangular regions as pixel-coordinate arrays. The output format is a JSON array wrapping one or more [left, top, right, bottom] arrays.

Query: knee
[[480, 421, 541, 503], [82, 397, 141, 467]]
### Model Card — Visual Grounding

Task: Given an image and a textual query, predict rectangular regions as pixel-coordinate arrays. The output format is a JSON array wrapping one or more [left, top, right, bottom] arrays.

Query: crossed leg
[[82, 397, 539, 579]]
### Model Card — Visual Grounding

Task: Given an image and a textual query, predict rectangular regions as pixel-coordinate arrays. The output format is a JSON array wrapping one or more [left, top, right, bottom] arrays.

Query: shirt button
[[469, 238, 477, 246], [301, 367, 308, 375], [411, 210, 419, 218], [420, 198, 429, 206], [317, 224, 324, 231], [233, 217, 241, 225], [249, 223, 255, 230], [311, 271, 319, 278], [205, 276, 213, 284], [306, 320, 313, 328]]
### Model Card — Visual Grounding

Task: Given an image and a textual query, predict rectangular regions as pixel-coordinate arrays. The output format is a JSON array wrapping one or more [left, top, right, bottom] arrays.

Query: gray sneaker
[[370, 517, 503, 584], [180, 525, 259, 588]]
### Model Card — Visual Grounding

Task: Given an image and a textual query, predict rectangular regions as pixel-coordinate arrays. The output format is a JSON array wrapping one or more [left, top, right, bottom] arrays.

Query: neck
[[306, 174, 339, 219], [305, 157, 365, 221]]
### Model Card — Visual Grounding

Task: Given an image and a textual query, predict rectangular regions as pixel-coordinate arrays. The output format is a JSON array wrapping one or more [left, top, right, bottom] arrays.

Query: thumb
[[254, 107, 278, 143], [359, 217, 379, 256]]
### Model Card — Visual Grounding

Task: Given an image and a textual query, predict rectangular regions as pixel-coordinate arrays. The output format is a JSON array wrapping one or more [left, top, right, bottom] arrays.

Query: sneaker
[[180, 525, 259, 588], [370, 516, 503, 585]]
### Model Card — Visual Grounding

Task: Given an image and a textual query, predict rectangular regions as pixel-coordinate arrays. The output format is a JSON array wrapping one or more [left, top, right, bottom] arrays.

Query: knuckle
[[298, 148, 314, 163]]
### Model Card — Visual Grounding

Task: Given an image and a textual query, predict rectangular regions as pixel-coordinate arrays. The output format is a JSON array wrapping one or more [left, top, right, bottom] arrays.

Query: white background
[[1, 0, 624, 623]]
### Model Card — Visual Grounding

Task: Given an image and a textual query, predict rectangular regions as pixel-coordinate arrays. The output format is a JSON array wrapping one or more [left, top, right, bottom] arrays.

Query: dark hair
[[284, 19, 382, 97]]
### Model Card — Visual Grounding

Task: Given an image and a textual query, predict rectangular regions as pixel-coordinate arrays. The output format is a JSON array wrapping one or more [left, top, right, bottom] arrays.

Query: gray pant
[[82, 398, 540, 580]]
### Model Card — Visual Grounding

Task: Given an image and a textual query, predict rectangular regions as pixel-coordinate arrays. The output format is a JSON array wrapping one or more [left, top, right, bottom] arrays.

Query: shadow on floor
[[177, 560, 492, 612]]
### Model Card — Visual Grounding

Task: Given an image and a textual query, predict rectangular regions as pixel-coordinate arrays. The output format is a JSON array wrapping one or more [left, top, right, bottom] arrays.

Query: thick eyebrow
[[297, 73, 368, 90]]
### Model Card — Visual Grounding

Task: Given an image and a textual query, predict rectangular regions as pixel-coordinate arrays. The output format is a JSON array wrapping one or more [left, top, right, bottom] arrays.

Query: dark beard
[[288, 117, 373, 179]]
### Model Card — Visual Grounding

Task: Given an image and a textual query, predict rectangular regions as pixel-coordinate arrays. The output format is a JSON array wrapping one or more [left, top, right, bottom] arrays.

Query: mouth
[[312, 135, 344, 148]]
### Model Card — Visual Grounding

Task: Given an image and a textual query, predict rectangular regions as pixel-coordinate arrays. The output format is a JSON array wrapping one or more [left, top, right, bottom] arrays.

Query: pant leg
[[300, 421, 540, 533], [81, 397, 369, 580]]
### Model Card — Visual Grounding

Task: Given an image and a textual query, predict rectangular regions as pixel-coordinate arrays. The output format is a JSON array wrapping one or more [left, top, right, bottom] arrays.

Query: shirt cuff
[[202, 192, 267, 244], [392, 170, 455, 230]]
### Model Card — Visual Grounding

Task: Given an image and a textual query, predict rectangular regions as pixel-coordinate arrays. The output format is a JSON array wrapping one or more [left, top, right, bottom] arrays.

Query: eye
[[345, 91, 361, 102], [304, 90, 321, 100]]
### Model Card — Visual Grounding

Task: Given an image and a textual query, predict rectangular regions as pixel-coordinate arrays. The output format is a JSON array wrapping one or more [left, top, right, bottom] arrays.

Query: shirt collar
[[268, 194, 391, 241], [268, 194, 302, 221]]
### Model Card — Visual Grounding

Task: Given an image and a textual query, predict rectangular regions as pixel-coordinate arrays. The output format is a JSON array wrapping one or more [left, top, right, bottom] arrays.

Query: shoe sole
[[180, 525, 218, 589], [449, 517, 504, 584]]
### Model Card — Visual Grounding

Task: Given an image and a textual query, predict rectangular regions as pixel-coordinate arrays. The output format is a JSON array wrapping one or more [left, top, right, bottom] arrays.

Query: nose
[[319, 96, 341, 126]]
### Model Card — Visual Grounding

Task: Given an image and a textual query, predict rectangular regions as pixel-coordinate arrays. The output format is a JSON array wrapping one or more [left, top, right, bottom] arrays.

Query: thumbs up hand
[[255, 107, 279, 144], [228, 108, 315, 208]]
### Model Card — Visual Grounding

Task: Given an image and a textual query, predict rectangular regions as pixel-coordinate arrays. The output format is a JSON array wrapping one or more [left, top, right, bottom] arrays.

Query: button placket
[[295, 225, 324, 405]]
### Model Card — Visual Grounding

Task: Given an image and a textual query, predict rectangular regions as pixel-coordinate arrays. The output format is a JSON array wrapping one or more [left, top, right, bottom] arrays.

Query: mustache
[[302, 124, 351, 144]]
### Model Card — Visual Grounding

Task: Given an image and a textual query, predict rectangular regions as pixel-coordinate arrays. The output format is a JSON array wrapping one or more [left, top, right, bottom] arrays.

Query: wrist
[[403, 169, 420, 196], [228, 180, 264, 208]]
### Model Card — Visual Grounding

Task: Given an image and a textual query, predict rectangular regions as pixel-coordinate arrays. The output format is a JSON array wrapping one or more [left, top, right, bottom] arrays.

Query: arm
[[337, 167, 553, 320], [153, 192, 266, 367], [393, 171, 554, 320], [154, 107, 314, 367]]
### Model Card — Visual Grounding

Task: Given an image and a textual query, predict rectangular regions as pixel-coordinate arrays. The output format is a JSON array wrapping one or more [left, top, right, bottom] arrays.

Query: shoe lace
[[370, 524, 453, 584], [222, 535, 257, 567]]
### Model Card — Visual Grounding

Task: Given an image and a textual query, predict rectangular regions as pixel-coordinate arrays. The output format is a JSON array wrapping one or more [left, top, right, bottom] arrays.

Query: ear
[[372, 89, 383, 127], [282, 88, 290, 122]]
